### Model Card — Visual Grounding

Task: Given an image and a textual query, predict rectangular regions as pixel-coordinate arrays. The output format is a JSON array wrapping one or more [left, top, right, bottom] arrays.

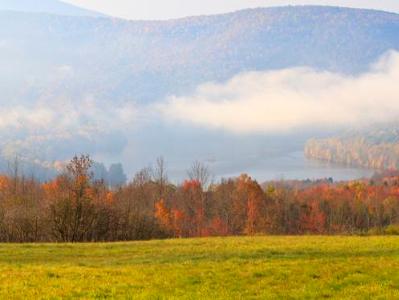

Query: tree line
[[0, 155, 398, 242]]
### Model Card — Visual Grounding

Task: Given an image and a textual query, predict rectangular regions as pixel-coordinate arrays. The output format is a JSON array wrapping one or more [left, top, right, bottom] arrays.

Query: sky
[[64, 0, 399, 20]]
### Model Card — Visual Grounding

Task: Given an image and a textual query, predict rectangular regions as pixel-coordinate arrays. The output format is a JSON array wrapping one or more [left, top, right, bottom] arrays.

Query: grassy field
[[0, 236, 398, 299]]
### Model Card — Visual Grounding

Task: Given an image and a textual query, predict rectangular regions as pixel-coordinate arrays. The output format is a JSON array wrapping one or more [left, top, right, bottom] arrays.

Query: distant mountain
[[0, 0, 103, 17], [0, 6, 398, 105]]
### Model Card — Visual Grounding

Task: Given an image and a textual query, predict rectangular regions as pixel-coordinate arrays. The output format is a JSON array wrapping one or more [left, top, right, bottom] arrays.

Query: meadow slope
[[0, 236, 399, 299]]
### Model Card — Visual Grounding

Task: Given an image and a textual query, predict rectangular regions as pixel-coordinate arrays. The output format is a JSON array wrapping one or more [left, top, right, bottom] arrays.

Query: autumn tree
[[46, 155, 98, 242]]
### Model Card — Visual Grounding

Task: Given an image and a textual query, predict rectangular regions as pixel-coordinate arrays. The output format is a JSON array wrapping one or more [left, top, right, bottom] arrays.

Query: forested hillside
[[1, 6, 398, 104], [305, 127, 399, 170]]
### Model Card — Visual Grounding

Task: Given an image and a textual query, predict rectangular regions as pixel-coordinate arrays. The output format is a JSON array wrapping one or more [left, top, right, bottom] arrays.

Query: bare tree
[[7, 155, 21, 195], [187, 161, 211, 189], [153, 156, 168, 198], [66, 155, 93, 181], [49, 155, 96, 242], [133, 167, 153, 187]]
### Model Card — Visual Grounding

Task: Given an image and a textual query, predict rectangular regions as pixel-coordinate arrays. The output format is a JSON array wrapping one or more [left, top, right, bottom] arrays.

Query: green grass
[[0, 236, 399, 299]]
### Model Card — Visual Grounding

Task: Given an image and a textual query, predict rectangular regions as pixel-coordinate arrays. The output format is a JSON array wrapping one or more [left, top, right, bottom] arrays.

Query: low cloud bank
[[158, 51, 399, 133], [0, 97, 137, 161]]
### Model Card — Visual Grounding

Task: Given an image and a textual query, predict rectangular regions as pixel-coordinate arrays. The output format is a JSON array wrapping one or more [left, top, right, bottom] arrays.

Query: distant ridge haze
[[63, 0, 399, 20], [0, 0, 104, 17], [2, 0, 398, 20]]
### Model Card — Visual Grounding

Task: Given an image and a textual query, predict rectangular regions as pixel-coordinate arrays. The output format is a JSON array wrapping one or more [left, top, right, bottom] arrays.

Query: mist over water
[[98, 51, 399, 182], [106, 123, 373, 182], [0, 6, 398, 182], [3, 50, 398, 182], [159, 51, 399, 133], [163, 152, 374, 183]]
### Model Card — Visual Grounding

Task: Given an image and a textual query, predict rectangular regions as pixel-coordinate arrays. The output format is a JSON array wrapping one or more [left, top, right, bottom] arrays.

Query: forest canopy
[[1, 155, 399, 242]]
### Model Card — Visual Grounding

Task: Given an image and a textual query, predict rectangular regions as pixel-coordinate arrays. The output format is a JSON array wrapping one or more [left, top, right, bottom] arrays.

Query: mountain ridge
[[174, 5, 399, 22], [1, 5, 397, 103]]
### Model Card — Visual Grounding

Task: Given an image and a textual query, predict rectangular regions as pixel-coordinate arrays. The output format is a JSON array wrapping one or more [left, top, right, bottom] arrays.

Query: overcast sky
[[64, 0, 399, 20]]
